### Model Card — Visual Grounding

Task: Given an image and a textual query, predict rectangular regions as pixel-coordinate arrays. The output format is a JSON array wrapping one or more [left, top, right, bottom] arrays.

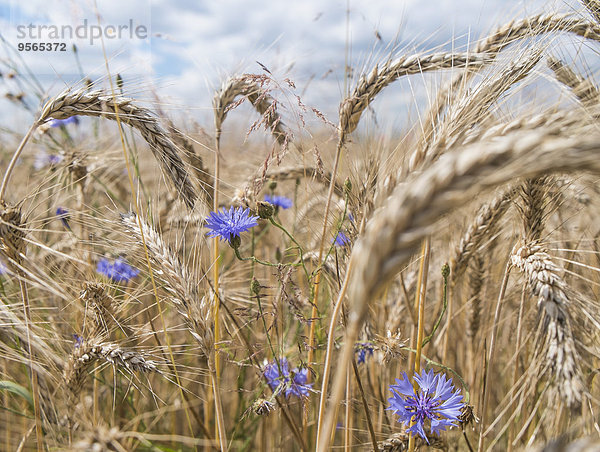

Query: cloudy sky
[[0, 0, 588, 130]]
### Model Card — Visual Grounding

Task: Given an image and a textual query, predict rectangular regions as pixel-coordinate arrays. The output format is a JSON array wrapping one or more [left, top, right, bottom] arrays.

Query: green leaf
[[0, 380, 34, 409]]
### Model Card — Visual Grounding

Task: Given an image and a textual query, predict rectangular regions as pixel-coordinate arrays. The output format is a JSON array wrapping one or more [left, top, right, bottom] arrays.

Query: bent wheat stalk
[[548, 56, 600, 107], [2, 88, 198, 208], [318, 122, 600, 451], [511, 245, 583, 406], [416, 13, 600, 169], [309, 51, 491, 385], [338, 52, 491, 144]]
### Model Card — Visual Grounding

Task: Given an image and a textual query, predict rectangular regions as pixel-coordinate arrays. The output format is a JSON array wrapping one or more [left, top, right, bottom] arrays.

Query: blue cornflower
[[48, 154, 63, 165], [333, 231, 351, 247], [56, 207, 71, 230], [387, 369, 464, 443], [34, 151, 63, 170], [264, 194, 293, 210], [73, 334, 84, 348], [264, 357, 312, 399], [355, 342, 374, 364], [50, 116, 79, 128], [96, 257, 140, 283], [205, 206, 258, 243]]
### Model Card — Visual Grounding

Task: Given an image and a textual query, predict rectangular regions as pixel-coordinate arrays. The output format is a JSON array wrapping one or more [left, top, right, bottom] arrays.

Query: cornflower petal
[[96, 257, 140, 283], [50, 116, 79, 127], [263, 358, 312, 399], [387, 369, 465, 441], [264, 194, 293, 209], [415, 368, 437, 393], [333, 231, 351, 247], [205, 206, 258, 243], [389, 373, 416, 398], [407, 421, 429, 443]]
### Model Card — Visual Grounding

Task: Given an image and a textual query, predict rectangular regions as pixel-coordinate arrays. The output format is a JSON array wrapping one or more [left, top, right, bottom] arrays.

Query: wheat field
[[3, 1, 600, 451]]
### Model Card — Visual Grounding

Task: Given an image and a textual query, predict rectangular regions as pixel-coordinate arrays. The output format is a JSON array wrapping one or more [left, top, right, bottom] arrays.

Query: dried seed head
[[257, 201, 274, 219], [39, 87, 198, 208], [441, 263, 450, 279], [252, 398, 275, 416], [459, 404, 478, 429], [73, 424, 124, 451], [0, 201, 26, 265], [373, 432, 446, 451], [377, 330, 407, 364]]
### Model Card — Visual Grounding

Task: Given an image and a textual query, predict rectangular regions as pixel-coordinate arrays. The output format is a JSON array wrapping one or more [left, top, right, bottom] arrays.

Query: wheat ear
[[37, 87, 198, 208], [418, 13, 600, 156], [583, 0, 600, 25], [214, 75, 289, 145], [120, 213, 228, 449], [411, 49, 543, 170], [451, 189, 515, 282], [511, 244, 583, 405], [338, 52, 491, 143], [120, 213, 213, 357], [319, 122, 600, 450], [548, 56, 600, 107], [0, 201, 45, 450], [518, 176, 552, 243]]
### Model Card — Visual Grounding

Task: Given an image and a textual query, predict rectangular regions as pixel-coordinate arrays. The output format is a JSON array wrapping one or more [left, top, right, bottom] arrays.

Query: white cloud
[[0, 0, 592, 131]]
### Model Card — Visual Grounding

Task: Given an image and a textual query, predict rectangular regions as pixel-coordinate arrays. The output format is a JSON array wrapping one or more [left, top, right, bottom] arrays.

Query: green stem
[[421, 263, 449, 347], [268, 218, 310, 282], [256, 293, 278, 362], [321, 191, 350, 268], [234, 246, 300, 268]]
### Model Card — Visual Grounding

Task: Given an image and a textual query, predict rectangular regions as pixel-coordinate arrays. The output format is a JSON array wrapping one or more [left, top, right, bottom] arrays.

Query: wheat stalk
[[338, 52, 491, 142], [451, 189, 514, 282], [511, 244, 583, 405], [548, 56, 600, 107], [418, 13, 600, 159], [120, 212, 213, 358], [319, 121, 600, 450], [37, 87, 198, 208]]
